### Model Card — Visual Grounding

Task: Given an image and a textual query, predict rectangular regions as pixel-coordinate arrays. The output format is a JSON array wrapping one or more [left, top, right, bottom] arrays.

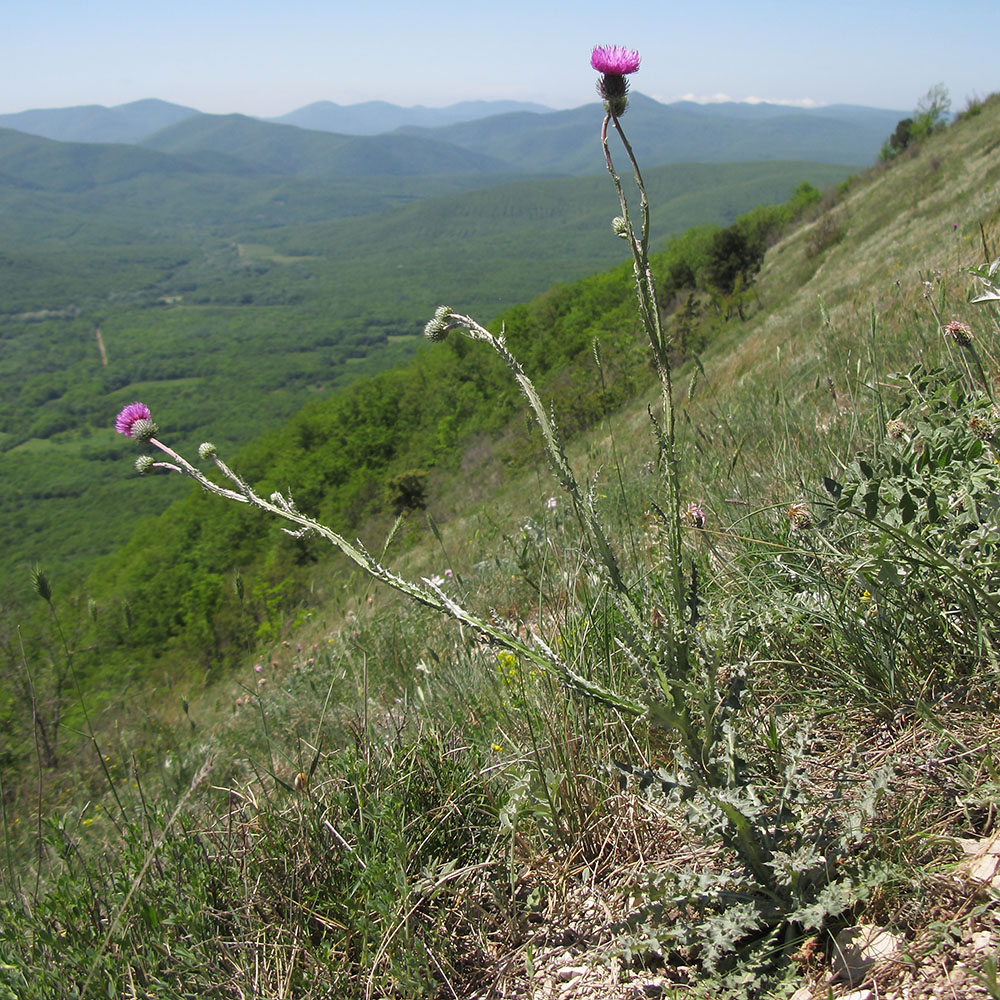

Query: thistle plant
[[113, 48, 868, 977]]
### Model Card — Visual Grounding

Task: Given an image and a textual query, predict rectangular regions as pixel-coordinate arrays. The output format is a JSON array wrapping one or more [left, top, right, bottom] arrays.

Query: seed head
[[30, 564, 52, 604]]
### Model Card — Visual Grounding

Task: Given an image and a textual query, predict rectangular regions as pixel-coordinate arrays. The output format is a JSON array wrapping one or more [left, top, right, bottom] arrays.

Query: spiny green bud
[[969, 414, 995, 441], [424, 305, 453, 342], [30, 564, 52, 603], [129, 417, 158, 444], [135, 454, 155, 474], [612, 216, 629, 239], [198, 442, 217, 460]]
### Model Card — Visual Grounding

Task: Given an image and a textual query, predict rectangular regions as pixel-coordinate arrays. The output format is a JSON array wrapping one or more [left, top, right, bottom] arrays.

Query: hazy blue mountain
[[397, 93, 908, 171], [0, 94, 905, 176], [140, 113, 511, 176], [0, 99, 199, 143], [271, 99, 552, 134]]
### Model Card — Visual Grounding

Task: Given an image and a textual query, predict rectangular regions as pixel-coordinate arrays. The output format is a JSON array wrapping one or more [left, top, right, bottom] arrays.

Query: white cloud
[[671, 92, 822, 108]]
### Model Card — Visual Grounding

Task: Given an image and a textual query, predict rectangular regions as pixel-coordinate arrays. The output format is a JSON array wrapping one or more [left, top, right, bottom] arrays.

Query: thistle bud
[[128, 418, 158, 444], [969, 414, 995, 441], [424, 305, 453, 342], [135, 455, 155, 474], [198, 442, 217, 460], [612, 216, 629, 239]]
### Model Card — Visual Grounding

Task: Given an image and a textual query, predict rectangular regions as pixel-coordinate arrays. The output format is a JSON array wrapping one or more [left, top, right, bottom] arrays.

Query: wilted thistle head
[[115, 401, 158, 443], [786, 502, 813, 530], [886, 418, 908, 441], [944, 319, 973, 347], [424, 305, 453, 342], [684, 501, 707, 529], [30, 564, 52, 603], [591, 44, 640, 117]]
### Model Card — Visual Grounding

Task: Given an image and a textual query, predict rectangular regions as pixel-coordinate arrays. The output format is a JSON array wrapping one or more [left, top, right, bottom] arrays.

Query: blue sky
[[3, 0, 996, 116]]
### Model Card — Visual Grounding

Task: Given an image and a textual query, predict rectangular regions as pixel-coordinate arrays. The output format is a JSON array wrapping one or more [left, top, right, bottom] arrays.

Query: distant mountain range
[[0, 99, 551, 145], [270, 99, 552, 134], [0, 95, 906, 173], [0, 99, 199, 144]]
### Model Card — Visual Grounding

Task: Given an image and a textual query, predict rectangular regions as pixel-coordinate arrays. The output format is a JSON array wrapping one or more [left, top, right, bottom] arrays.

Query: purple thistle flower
[[590, 45, 641, 75], [591, 46, 640, 117], [115, 401, 152, 437]]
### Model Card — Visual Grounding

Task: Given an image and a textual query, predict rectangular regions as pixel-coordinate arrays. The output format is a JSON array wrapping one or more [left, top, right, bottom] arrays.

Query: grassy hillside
[[3, 93, 999, 999]]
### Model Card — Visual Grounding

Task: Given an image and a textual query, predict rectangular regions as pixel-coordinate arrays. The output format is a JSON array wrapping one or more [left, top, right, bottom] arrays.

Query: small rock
[[958, 833, 1000, 856], [556, 965, 587, 982], [967, 854, 1000, 883], [972, 930, 993, 952], [947, 964, 968, 986], [832, 925, 903, 986], [789, 987, 812, 1000]]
